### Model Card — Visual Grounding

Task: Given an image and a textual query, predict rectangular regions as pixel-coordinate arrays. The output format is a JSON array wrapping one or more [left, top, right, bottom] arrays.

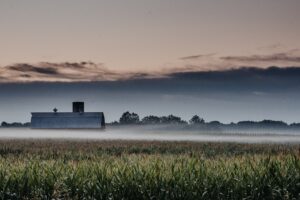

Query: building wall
[[31, 112, 105, 129]]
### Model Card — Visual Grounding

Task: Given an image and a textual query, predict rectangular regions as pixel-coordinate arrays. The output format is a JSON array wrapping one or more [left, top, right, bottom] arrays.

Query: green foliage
[[0, 140, 298, 199], [119, 111, 140, 124], [189, 115, 205, 125]]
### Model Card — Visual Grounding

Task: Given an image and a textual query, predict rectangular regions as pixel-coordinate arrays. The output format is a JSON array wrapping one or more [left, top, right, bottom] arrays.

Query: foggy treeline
[[1, 111, 300, 131], [109, 111, 300, 131], [0, 121, 30, 128]]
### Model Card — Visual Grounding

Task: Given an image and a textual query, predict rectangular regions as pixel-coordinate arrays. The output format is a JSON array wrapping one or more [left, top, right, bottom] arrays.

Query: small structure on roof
[[31, 102, 105, 129]]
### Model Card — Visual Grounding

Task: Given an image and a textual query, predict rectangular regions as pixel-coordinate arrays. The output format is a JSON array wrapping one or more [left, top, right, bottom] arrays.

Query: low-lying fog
[[0, 125, 300, 144]]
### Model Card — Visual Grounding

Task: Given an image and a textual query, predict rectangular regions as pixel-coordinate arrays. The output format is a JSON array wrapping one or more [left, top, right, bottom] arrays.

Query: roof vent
[[73, 102, 84, 113]]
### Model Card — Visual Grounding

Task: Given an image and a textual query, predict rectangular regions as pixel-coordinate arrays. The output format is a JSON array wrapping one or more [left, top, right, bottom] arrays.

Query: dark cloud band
[[221, 53, 300, 63]]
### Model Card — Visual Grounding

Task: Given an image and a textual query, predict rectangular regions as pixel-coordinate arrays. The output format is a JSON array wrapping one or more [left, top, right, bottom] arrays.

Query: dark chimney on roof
[[73, 102, 84, 113]]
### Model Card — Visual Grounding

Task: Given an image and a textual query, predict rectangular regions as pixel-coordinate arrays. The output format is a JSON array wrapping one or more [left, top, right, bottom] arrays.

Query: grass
[[0, 139, 298, 199]]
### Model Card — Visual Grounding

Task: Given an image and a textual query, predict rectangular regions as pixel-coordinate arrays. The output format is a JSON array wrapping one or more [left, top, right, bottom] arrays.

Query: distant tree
[[119, 111, 140, 124], [207, 121, 222, 126], [205, 121, 223, 129], [23, 122, 31, 127], [141, 115, 160, 124], [189, 115, 205, 125], [237, 121, 256, 128], [1, 121, 8, 127], [1, 121, 30, 128], [290, 123, 300, 129], [110, 121, 119, 125], [160, 115, 187, 124], [259, 120, 288, 127], [237, 120, 288, 129]]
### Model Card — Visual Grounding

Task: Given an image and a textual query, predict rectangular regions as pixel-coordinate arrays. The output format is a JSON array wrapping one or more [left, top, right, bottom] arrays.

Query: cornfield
[[0, 139, 298, 199]]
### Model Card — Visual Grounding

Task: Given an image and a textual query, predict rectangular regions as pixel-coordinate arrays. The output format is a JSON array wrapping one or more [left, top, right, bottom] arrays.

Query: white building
[[31, 102, 105, 129]]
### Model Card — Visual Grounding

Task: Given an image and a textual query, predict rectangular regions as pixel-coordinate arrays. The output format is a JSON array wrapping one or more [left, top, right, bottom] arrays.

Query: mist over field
[[1, 126, 300, 144]]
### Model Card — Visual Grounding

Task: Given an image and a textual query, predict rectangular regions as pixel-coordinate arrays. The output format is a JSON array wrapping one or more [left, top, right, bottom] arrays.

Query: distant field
[[0, 139, 299, 199]]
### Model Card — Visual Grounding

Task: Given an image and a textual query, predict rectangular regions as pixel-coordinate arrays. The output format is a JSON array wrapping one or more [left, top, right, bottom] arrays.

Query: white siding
[[31, 112, 105, 129]]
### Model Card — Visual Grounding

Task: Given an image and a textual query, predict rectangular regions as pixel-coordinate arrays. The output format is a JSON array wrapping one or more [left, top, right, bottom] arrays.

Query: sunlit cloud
[[176, 50, 300, 73], [1, 50, 300, 83], [0, 62, 163, 83]]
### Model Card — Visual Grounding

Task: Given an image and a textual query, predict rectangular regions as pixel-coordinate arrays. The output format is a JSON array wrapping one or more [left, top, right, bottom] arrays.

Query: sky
[[1, 0, 300, 71], [0, 0, 300, 123]]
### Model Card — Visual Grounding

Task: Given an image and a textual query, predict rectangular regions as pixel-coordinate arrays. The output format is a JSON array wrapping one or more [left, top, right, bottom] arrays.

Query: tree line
[[110, 111, 300, 129], [1, 111, 300, 129], [1, 122, 30, 128], [113, 111, 205, 125]]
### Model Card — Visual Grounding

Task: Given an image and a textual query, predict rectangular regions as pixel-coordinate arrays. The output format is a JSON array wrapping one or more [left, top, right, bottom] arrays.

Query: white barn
[[31, 102, 105, 129]]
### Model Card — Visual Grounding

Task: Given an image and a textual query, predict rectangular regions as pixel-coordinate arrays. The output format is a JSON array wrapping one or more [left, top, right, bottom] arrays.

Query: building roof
[[31, 112, 103, 117]]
